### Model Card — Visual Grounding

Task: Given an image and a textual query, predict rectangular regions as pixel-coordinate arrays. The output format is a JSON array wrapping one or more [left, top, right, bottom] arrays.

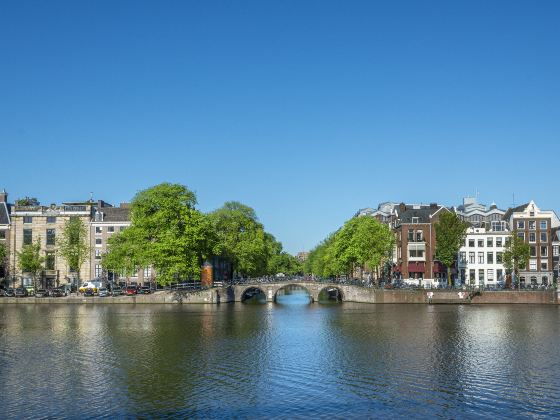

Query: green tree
[[268, 252, 303, 276], [330, 216, 395, 280], [104, 183, 212, 285], [0, 242, 7, 278], [209, 201, 271, 277], [58, 217, 91, 287], [503, 233, 530, 289], [435, 211, 469, 287], [17, 239, 44, 289]]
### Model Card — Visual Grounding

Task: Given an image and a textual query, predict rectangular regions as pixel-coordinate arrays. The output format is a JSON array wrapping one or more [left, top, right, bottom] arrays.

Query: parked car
[[15, 288, 28, 297], [98, 287, 109, 297], [125, 285, 138, 296], [83, 288, 95, 297], [24, 285, 35, 296], [50, 288, 67, 297], [111, 288, 124, 297], [35, 289, 49, 298], [5, 288, 15, 297], [140, 285, 152, 294], [79, 281, 102, 294]]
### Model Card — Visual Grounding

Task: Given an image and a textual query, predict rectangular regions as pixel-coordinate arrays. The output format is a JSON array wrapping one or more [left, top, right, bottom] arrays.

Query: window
[[540, 232, 547, 243], [517, 221, 525, 229], [487, 269, 494, 281], [46, 229, 55, 246], [478, 239, 484, 248], [95, 264, 102, 277], [540, 221, 547, 230], [23, 216, 33, 224], [0, 230, 5, 240], [469, 269, 476, 284], [95, 226, 102, 234], [469, 239, 475, 248], [554, 246, 559, 257], [45, 252, 55, 270], [416, 231, 423, 242], [530, 246, 536, 257], [144, 267, 152, 278], [411, 217, 419, 224], [496, 237, 503, 247], [529, 260, 537, 271], [529, 220, 536, 230], [95, 238, 102, 246], [530, 276, 537, 285], [47, 216, 56, 224], [23, 229, 32, 245], [409, 249, 425, 258], [487, 252, 494, 264], [478, 252, 484, 264], [108, 226, 115, 233], [460, 252, 467, 263], [491, 221, 504, 232], [408, 229, 414, 241], [479, 269, 485, 283], [541, 246, 548, 257], [487, 238, 493, 247], [505, 237, 511, 247], [497, 269, 504, 281], [529, 232, 536, 243], [95, 249, 102, 259], [541, 261, 548, 271], [496, 252, 503, 264], [469, 252, 475, 264]]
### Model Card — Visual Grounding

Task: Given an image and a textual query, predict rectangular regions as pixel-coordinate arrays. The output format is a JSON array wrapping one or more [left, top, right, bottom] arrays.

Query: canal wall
[[0, 288, 557, 304]]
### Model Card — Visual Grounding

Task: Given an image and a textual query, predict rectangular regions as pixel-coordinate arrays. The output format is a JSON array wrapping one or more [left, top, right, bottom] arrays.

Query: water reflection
[[0, 302, 558, 418]]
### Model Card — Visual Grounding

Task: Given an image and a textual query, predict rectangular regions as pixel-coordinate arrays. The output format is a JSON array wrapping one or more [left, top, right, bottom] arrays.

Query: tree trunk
[[447, 266, 452, 287]]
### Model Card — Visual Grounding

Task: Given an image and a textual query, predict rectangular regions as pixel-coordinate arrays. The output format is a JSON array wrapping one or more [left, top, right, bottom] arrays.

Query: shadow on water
[[241, 287, 267, 304]]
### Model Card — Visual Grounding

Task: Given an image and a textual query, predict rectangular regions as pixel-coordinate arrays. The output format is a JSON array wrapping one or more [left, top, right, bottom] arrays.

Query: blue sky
[[1, 1, 559, 253]]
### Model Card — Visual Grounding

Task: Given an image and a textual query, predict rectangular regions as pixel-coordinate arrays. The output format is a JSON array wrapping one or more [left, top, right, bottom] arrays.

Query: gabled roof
[[98, 207, 130, 222], [503, 203, 530, 221], [0, 202, 10, 225]]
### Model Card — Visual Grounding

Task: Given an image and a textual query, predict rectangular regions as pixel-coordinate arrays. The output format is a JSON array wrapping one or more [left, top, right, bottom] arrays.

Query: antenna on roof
[[512, 193, 515, 208], [90, 192, 93, 202]]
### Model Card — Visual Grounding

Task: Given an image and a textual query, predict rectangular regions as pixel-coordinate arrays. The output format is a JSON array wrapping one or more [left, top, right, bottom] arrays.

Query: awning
[[408, 262, 425, 273], [433, 262, 447, 273]]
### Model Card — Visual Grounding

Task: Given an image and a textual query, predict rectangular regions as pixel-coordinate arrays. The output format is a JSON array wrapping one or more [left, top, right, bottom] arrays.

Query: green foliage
[[268, 251, 303, 276], [58, 217, 90, 279], [503, 233, 530, 284], [435, 211, 469, 286], [17, 238, 44, 286], [305, 216, 395, 279], [104, 183, 212, 285], [208, 201, 272, 277], [0, 242, 7, 266], [15, 197, 39, 206]]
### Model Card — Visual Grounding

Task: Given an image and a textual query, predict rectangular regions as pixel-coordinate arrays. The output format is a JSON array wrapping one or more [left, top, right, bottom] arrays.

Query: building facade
[[0, 190, 11, 279], [392, 203, 450, 286], [9, 200, 94, 288], [503, 201, 560, 286], [457, 226, 509, 287]]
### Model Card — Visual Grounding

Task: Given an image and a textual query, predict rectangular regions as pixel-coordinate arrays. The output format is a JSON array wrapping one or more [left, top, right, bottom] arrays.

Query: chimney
[[399, 203, 406, 213], [0, 189, 7, 203], [120, 203, 130, 208], [430, 203, 438, 209]]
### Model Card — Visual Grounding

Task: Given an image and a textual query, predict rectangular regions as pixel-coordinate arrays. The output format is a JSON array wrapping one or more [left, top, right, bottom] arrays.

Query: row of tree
[[305, 210, 532, 287], [102, 183, 302, 284], [303, 215, 395, 280]]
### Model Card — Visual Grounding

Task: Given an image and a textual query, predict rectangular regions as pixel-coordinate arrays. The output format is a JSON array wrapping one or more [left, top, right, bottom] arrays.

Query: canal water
[[1, 290, 559, 418]]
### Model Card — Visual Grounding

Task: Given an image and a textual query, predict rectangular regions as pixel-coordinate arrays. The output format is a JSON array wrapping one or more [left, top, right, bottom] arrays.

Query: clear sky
[[1, 1, 559, 254]]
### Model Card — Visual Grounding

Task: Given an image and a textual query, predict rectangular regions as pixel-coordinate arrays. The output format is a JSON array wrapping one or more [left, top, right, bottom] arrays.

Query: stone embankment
[[0, 288, 557, 304]]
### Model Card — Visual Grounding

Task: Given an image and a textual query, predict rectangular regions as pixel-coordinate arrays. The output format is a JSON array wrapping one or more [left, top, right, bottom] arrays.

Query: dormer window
[[94, 211, 104, 222], [412, 217, 419, 224]]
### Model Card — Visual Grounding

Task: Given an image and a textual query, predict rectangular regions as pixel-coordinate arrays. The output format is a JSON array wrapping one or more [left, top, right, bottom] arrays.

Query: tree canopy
[[503, 233, 530, 288], [434, 211, 469, 286], [58, 216, 90, 279], [304, 216, 395, 280], [17, 238, 44, 287]]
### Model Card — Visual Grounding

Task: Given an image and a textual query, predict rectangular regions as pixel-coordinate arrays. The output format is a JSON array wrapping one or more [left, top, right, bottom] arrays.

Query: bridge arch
[[317, 286, 344, 302], [274, 283, 314, 303], [240, 286, 267, 302]]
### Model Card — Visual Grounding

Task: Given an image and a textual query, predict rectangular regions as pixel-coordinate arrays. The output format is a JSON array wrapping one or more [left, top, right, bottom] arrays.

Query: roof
[[99, 207, 130, 222], [0, 202, 10, 225], [503, 203, 530, 221], [397, 205, 447, 224]]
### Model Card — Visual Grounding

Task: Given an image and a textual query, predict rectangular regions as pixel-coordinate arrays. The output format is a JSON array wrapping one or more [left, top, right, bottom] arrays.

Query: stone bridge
[[214, 281, 389, 303]]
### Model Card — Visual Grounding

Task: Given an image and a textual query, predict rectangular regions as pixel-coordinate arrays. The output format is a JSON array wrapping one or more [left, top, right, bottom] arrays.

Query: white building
[[457, 225, 509, 287]]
